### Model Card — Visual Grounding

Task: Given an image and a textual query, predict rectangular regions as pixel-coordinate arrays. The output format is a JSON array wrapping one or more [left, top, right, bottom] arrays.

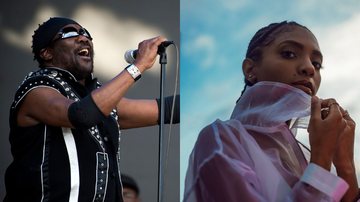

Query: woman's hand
[[332, 106, 358, 202], [310, 97, 358, 201], [308, 96, 346, 170], [332, 107, 356, 169]]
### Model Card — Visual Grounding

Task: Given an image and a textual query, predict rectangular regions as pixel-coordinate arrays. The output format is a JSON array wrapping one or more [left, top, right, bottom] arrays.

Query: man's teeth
[[78, 48, 89, 56]]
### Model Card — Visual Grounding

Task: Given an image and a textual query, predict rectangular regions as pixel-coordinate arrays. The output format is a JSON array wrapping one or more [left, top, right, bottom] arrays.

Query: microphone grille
[[124, 50, 136, 64]]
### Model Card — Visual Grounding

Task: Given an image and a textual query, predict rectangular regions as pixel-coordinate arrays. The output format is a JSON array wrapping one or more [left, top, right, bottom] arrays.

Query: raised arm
[[332, 107, 359, 202], [308, 96, 359, 201], [16, 36, 167, 128], [90, 36, 167, 117]]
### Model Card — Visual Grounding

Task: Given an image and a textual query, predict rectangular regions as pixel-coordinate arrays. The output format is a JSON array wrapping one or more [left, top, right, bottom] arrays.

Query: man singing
[[4, 17, 179, 202]]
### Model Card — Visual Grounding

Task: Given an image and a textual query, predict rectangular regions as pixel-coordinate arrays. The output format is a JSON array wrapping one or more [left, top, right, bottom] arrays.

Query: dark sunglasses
[[54, 26, 92, 41]]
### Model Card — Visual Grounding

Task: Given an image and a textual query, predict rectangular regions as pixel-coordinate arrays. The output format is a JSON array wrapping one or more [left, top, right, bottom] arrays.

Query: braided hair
[[239, 21, 311, 97]]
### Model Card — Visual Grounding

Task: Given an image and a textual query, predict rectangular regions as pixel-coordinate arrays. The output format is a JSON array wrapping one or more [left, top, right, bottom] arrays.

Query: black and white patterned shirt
[[5, 67, 123, 202]]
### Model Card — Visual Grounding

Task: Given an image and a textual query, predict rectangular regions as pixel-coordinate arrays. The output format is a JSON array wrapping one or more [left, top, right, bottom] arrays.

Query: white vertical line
[[62, 127, 80, 202], [40, 125, 47, 202]]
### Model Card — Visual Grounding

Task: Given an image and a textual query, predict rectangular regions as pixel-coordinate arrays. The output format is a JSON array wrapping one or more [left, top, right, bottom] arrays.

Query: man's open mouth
[[77, 48, 90, 57]]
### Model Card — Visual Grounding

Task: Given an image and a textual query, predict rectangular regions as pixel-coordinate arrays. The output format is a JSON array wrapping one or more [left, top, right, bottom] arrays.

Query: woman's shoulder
[[198, 119, 246, 139], [193, 119, 248, 157]]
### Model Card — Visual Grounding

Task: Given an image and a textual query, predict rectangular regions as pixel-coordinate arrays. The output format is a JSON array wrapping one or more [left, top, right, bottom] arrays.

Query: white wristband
[[125, 64, 141, 81]]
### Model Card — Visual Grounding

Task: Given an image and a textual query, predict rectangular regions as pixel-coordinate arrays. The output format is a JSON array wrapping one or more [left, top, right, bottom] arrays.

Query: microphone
[[124, 41, 173, 64]]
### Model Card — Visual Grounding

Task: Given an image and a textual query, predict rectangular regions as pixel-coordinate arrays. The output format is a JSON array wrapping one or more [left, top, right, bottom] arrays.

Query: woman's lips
[[292, 81, 314, 95], [293, 84, 312, 95]]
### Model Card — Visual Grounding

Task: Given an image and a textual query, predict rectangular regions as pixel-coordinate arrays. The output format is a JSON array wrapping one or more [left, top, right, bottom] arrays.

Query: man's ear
[[242, 58, 257, 84], [39, 48, 53, 61]]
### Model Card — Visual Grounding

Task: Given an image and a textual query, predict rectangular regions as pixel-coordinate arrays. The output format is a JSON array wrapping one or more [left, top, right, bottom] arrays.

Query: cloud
[[220, 0, 248, 11], [315, 13, 360, 184], [73, 3, 165, 78], [183, 34, 216, 69], [294, 0, 360, 16], [0, 3, 166, 78], [0, 5, 58, 52]]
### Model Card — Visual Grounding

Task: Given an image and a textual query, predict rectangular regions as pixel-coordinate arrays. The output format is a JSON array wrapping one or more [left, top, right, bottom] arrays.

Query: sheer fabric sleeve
[[184, 120, 349, 202], [184, 120, 267, 202]]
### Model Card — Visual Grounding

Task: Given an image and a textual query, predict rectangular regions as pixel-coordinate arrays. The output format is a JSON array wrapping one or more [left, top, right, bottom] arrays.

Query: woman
[[184, 21, 359, 202]]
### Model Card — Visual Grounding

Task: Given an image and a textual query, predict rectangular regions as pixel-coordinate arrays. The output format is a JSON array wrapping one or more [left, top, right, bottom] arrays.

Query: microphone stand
[[157, 43, 168, 202]]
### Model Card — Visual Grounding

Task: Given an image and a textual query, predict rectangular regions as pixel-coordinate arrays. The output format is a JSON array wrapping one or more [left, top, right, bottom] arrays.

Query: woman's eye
[[312, 61, 323, 70], [281, 50, 296, 59]]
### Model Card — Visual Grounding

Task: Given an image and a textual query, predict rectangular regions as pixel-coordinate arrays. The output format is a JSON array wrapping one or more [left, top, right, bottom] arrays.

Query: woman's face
[[249, 26, 322, 96]]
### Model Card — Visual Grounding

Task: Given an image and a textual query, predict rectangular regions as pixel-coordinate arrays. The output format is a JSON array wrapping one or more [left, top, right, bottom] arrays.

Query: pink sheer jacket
[[184, 82, 349, 202]]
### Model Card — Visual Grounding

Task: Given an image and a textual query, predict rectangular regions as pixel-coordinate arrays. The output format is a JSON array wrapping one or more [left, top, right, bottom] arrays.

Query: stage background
[[0, 0, 179, 201]]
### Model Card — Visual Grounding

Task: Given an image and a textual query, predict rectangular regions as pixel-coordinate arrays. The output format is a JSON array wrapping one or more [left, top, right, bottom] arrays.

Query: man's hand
[[134, 36, 167, 72]]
